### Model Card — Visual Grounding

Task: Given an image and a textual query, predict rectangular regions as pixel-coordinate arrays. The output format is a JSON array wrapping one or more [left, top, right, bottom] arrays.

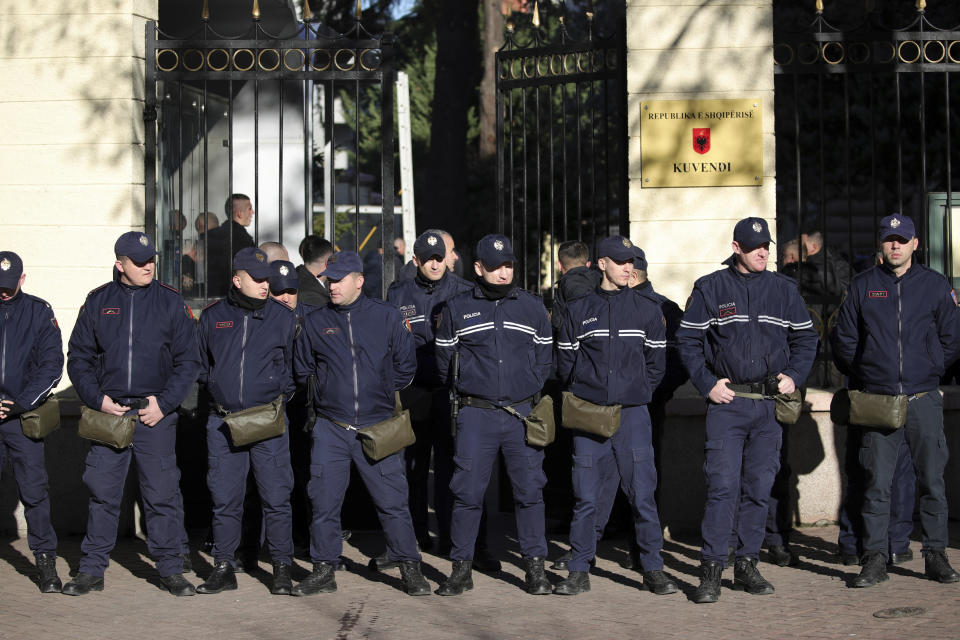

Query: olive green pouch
[[561, 391, 621, 439], [358, 407, 415, 461], [20, 397, 61, 439], [78, 406, 137, 449], [501, 396, 556, 447], [774, 390, 803, 425], [223, 396, 286, 447], [848, 390, 908, 430]]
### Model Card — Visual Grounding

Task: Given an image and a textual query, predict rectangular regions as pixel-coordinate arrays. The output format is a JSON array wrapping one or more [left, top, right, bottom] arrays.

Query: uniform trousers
[[860, 391, 948, 556], [79, 411, 184, 577], [307, 417, 420, 565], [0, 417, 57, 556], [205, 414, 294, 566], [838, 430, 915, 556], [701, 397, 781, 565], [403, 387, 454, 545], [569, 405, 663, 572], [449, 404, 547, 561]]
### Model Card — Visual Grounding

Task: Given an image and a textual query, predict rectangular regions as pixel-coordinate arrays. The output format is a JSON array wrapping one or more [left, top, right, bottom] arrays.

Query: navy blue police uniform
[[293, 251, 424, 590], [66, 233, 200, 585], [576, 248, 688, 571], [676, 218, 817, 600], [555, 236, 672, 590], [0, 251, 64, 590], [434, 234, 553, 594], [831, 214, 960, 584], [196, 249, 297, 592], [386, 231, 473, 549]]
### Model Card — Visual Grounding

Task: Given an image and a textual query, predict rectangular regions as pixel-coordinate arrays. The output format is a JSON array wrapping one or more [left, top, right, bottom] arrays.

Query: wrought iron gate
[[495, 9, 628, 293], [144, 4, 396, 303], [774, 2, 960, 384]]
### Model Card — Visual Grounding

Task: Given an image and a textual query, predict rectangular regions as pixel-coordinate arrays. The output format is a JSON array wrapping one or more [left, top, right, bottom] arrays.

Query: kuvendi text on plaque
[[640, 99, 763, 188]]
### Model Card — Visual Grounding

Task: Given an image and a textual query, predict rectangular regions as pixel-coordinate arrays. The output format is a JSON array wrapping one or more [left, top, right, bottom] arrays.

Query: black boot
[[642, 570, 679, 595], [370, 551, 399, 572], [437, 560, 473, 596], [35, 552, 61, 594], [733, 557, 774, 595], [271, 563, 293, 595], [196, 560, 238, 594], [292, 562, 337, 596], [179, 553, 193, 574], [551, 550, 572, 571], [472, 547, 502, 573], [924, 549, 960, 584], [399, 561, 431, 596], [765, 544, 797, 567], [692, 561, 722, 604], [888, 549, 914, 565], [523, 556, 552, 595], [553, 571, 590, 595], [853, 552, 888, 588], [161, 573, 196, 597], [62, 572, 104, 596]]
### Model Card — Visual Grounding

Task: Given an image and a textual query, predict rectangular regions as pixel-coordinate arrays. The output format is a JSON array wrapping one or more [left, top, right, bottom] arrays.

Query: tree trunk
[[424, 0, 479, 231], [478, 0, 505, 159]]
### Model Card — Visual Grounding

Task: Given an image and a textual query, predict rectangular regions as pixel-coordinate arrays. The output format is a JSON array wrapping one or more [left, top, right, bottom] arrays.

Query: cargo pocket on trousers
[[630, 448, 656, 500], [571, 454, 594, 501], [449, 455, 474, 502], [377, 453, 408, 497], [702, 438, 726, 480]]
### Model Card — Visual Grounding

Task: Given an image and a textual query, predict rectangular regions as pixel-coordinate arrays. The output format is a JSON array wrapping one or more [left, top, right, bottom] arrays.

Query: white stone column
[[626, 0, 775, 304]]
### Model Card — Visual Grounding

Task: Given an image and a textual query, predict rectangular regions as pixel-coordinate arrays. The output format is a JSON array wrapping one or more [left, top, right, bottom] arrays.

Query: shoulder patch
[[184, 304, 195, 320], [86, 282, 110, 298], [202, 299, 222, 312], [159, 281, 180, 294]]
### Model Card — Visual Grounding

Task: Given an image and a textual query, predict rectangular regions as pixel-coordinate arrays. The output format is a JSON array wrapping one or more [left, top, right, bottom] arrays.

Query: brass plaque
[[640, 99, 763, 188]]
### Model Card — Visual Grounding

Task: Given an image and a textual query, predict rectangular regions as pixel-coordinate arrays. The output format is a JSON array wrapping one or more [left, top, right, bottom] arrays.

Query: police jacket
[[830, 262, 960, 395], [198, 296, 297, 413], [294, 294, 416, 427], [635, 281, 689, 401], [0, 292, 63, 413], [387, 271, 473, 388], [556, 286, 665, 406], [435, 284, 552, 405], [551, 265, 603, 332], [677, 262, 818, 398], [67, 273, 201, 415]]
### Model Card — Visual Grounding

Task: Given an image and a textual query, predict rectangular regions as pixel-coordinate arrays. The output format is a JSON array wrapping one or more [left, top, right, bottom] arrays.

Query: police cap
[[321, 251, 363, 281], [413, 231, 446, 263], [879, 213, 916, 242], [0, 251, 23, 290], [233, 247, 272, 279], [598, 235, 636, 262], [114, 231, 157, 263], [268, 260, 299, 293], [476, 234, 516, 268], [733, 217, 773, 250]]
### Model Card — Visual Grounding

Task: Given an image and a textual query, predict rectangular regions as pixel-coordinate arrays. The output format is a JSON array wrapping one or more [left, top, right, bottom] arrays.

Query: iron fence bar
[[204, 78, 212, 287], [279, 78, 285, 244], [380, 38, 397, 294], [226, 75, 233, 298], [534, 84, 542, 291], [145, 23, 158, 246], [602, 77, 612, 238], [177, 81, 185, 291], [561, 82, 569, 240], [869, 71, 879, 237], [496, 66, 505, 234], [303, 77, 312, 239], [946, 73, 953, 280], [354, 77, 360, 253], [588, 78, 596, 244], [521, 86, 529, 289], [919, 34, 928, 255], [616, 18, 628, 235], [508, 87, 516, 245], [325, 80, 335, 244], [548, 82, 555, 289], [793, 75, 802, 269], [844, 73, 852, 274], [813, 72, 823, 294], [575, 83, 583, 251], [895, 72, 903, 216]]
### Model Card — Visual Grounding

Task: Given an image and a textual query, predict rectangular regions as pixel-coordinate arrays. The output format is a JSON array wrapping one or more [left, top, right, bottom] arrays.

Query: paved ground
[[1, 519, 958, 640]]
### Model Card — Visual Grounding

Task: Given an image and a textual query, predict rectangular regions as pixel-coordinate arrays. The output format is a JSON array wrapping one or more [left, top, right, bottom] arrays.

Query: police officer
[[0, 251, 64, 592], [831, 214, 960, 586], [435, 234, 553, 596], [293, 251, 430, 596], [195, 248, 297, 596], [65, 232, 201, 596], [553, 236, 677, 596], [677, 217, 817, 603], [386, 231, 472, 553]]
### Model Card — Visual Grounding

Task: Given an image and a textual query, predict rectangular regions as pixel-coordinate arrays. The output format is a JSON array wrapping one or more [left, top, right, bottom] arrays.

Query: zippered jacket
[[198, 297, 297, 413], [294, 294, 416, 427], [556, 286, 665, 407], [67, 273, 201, 414], [386, 271, 473, 387], [636, 280, 689, 400], [0, 292, 63, 411], [435, 285, 552, 405], [831, 262, 960, 395], [677, 264, 818, 398]]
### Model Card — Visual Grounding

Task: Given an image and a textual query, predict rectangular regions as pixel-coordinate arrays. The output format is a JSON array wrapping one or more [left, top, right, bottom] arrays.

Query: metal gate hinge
[[142, 105, 157, 122]]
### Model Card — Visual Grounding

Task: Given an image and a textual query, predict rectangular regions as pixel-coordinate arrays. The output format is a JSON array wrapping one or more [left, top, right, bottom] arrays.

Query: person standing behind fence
[[677, 217, 817, 604], [64, 232, 201, 597], [831, 213, 960, 587], [0, 251, 64, 593], [296, 235, 333, 307], [194, 247, 298, 597], [203, 194, 256, 296]]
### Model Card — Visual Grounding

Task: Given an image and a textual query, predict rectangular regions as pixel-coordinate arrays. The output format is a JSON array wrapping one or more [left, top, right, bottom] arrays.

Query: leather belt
[[460, 395, 536, 411], [115, 397, 149, 410], [727, 380, 779, 400]]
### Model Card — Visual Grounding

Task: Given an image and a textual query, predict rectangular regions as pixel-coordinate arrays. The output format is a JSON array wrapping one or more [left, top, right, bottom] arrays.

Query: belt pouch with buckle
[[847, 390, 908, 430], [78, 406, 137, 449], [496, 396, 555, 447], [774, 390, 803, 425], [20, 397, 61, 439], [561, 391, 621, 439], [356, 394, 415, 461], [223, 396, 286, 447]]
